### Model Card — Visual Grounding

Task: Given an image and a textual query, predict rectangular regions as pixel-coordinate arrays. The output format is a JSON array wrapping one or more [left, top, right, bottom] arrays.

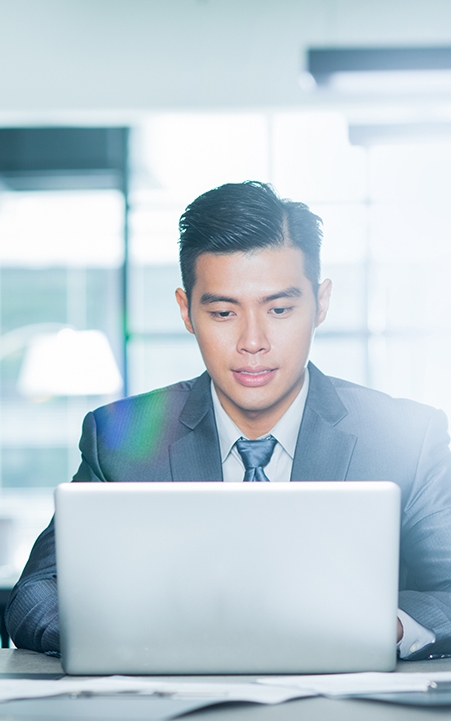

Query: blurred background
[[2, 0, 451, 597]]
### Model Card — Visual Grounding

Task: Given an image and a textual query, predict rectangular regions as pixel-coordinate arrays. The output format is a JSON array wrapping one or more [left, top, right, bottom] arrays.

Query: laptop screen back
[[55, 481, 400, 675]]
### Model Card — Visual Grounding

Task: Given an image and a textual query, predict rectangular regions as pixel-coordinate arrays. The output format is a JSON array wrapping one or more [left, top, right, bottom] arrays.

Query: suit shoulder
[[91, 375, 202, 421], [328, 374, 446, 427], [80, 374, 210, 474]]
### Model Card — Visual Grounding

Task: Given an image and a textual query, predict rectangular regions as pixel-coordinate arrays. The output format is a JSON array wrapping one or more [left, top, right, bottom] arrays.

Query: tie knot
[[235, 436, 277, 482]]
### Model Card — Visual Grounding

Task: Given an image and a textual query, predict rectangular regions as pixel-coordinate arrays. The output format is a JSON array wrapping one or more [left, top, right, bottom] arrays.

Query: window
[[0, 128, 126, 567]]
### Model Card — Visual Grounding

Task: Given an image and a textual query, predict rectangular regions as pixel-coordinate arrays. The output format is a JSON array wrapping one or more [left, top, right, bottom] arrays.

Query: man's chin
[[214, 374, 305, 418], [226, 392, 283, 418]]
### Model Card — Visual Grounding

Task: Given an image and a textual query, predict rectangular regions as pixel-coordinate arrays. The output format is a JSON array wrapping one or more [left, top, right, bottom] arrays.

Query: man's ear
[[175, 288, 195, 334], [315, 279, 332, 328]]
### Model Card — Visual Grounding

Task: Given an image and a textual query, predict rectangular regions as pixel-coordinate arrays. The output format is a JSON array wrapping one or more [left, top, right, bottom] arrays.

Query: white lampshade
[[18, 329, 123, 397]]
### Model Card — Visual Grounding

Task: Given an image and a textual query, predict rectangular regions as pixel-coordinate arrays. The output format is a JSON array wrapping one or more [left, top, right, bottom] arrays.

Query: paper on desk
[[0, 676, 312, 704], [258, 671, 451, 696]]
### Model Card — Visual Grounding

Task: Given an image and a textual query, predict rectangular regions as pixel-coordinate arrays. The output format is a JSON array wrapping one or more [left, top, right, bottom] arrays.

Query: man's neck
[[228, 413, 279, 440]]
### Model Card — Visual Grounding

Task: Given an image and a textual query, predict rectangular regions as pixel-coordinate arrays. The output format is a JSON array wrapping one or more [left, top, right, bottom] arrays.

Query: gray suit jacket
[[6, 363, 451, 658]]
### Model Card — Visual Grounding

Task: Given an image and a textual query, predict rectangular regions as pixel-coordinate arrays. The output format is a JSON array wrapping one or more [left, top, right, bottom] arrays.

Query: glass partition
[[0, 188, 124, 568]]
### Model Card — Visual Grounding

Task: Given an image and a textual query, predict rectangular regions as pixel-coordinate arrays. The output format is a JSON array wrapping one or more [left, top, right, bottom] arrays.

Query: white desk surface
[[1, 650, 451, 720]]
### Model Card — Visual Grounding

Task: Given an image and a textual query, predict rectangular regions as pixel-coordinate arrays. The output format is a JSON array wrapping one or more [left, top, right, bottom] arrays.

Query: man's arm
[[397, 408, 451, 659], [5, 519, 59, 654]]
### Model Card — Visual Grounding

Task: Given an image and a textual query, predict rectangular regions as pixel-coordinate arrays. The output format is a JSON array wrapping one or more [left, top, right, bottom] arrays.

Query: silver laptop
[[55, 481, 400, 675]]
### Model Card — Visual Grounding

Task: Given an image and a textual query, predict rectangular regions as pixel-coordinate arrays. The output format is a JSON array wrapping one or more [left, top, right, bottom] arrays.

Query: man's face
[[176, 244, 331, 437]]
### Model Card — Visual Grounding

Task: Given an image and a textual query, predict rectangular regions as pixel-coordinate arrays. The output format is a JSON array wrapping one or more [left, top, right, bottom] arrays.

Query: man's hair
[[178, 181, 323, 302]]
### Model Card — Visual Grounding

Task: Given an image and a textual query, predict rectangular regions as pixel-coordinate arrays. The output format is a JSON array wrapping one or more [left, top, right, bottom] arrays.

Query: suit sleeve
[[5, 412, 104, 654], [73, 412, 107, 482], [398, 408, 451, 659]]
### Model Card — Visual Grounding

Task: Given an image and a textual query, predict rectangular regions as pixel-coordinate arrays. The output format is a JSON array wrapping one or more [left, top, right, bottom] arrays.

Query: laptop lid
[[55, 481, 400, 675]]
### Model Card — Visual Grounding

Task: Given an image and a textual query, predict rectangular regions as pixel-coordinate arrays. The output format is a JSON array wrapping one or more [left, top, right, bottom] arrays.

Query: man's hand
[[397, 617, 404, 643]]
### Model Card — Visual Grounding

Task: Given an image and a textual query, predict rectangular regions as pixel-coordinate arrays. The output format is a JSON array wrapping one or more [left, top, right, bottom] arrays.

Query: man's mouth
[[232, 367, 276, 387]]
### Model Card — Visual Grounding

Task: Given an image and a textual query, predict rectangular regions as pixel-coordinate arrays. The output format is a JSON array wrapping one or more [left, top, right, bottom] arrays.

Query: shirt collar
[[211, 367, 310, 463]]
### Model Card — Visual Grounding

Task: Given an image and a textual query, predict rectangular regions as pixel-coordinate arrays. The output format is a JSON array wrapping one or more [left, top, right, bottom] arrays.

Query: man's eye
[[271, 307, 292, 315], [212, 311, 233, 318]]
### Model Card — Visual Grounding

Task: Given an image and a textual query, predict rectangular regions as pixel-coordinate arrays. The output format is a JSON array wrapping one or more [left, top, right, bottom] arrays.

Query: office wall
[[1, 0, 451, 114]]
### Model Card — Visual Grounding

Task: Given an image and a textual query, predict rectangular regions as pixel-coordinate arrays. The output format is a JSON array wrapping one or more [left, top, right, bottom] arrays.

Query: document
[[3, 670, 450, 708], [0, 676, 312, 704], [258, 671, 451, 696]]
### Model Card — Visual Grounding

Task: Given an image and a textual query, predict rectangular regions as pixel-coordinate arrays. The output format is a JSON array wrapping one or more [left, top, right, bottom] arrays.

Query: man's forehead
[[191, 246, 312, 301], [194, 244, 307, 272]]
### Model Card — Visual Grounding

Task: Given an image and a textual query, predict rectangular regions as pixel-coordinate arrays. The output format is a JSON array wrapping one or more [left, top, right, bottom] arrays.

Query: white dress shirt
[[210, 368, 435, 659]]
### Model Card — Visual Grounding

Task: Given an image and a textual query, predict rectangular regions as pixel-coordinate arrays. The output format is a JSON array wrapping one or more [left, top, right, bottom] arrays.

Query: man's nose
[[238, 315, 270, 354]]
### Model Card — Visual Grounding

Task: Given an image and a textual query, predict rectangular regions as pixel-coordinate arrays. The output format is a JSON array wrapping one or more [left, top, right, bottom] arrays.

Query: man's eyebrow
[[261, 287, 303, 303], [200, 293, 239, 305], [199, 287, 303, 305]]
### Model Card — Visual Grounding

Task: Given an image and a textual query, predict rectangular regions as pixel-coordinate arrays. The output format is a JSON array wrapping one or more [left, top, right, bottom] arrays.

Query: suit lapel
[[168, 366, 357, 482], [291, 363, 357, 481], [169, 372, 223, 481]]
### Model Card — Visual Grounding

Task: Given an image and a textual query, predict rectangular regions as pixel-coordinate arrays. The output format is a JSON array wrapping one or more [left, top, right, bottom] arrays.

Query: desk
[[1, 650, 451, 720]]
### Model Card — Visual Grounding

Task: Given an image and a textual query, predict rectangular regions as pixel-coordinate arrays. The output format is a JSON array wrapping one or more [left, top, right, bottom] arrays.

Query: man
[[6, 181, 451, 659]]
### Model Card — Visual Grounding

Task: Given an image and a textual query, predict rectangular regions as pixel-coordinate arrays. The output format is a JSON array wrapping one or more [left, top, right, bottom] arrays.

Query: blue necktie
[[235, 435, 277, 482]]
